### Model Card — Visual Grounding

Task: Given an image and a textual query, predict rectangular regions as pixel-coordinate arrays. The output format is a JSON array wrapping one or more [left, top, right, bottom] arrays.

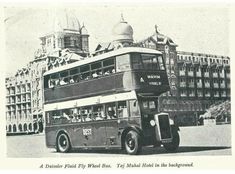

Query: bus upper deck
[[43, 47, 170, 104]]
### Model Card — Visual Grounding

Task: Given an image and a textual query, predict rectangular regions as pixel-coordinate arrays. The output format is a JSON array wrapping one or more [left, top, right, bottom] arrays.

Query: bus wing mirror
[[133, 101, 137, 107]]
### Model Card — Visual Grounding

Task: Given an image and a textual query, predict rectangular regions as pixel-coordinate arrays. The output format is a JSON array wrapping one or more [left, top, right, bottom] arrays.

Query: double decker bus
[[43, 47, 180, 155]]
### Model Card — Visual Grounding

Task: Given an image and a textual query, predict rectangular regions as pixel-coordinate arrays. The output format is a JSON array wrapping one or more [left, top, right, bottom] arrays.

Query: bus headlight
[[150, 120, 156, 126], [169, 118, 174, 125]]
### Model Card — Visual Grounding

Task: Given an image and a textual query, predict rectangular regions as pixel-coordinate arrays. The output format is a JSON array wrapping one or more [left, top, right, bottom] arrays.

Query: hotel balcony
[[180, 93, 187, 97], [179, 71, 185, 76], [213, 73, 218, 78], [221, 93, 227, 97], [188, 83, 194, 88], [189, 94, 195, 97], [220, 83, 226, 88], [226, 74, 230, 78], [179, 83, 186, 87], [201, 61, 208, 66], [196, 72, 201, 77], [204, 73, 209, 77], [213, 83, 219, 88], [219, 73, 225, 78], [21, 89, 26, 93], [197, 93, 203, 97], [205, 83, 210, 88], [10, 91, 15, 95], [16, 99, 21, 104], [188, 71, 194, 77], [214, 94, 220, 98], [205, 94, 211, 97], [197, 83, 202, 88]]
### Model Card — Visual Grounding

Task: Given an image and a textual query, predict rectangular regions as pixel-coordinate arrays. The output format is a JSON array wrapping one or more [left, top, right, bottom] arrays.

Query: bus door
[[104, 103, 119, 147]]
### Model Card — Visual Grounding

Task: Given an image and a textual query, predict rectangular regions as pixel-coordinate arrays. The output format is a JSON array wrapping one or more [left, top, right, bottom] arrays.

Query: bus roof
[[44, 47, 162, 76]]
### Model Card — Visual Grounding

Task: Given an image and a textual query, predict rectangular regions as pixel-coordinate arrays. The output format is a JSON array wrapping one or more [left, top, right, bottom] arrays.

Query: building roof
[[138, 25, 177, 47], [53, 9, 81, 32], [112, 15, 133, 43]]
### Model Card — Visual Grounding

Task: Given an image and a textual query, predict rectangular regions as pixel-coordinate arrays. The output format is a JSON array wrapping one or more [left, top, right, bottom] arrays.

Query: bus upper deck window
[[131, 53, 142, 69], [116, 54, 130, 72]]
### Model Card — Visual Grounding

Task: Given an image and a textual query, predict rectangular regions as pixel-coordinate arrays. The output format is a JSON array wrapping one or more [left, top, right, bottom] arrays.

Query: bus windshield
[[131, 53, 165, 70], [139, 99, 158, 113]]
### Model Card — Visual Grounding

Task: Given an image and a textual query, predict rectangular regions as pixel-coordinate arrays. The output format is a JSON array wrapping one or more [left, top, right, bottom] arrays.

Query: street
[[7, 124, 231, 157]]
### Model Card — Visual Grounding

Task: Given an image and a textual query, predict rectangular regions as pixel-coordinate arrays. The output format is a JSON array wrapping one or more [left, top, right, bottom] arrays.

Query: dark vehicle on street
[[43, 47, 180, 155]]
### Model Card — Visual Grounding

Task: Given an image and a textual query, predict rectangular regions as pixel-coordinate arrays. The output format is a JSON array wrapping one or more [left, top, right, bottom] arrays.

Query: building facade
[[137, 27, 230, 126], [5, 10, 89, 134]]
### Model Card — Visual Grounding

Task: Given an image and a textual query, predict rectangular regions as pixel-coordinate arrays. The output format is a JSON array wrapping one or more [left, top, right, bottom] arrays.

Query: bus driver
[[107, 107, 116, 119]]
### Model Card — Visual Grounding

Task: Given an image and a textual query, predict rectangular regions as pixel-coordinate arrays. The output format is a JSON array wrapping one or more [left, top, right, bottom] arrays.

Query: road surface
[[6, 124, 231, 157]]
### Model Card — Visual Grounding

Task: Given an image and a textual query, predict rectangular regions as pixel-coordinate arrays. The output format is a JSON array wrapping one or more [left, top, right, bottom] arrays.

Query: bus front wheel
[[163, 130, 180, 152], [56, 132, 71, 153], [124, 130, 142, 155]]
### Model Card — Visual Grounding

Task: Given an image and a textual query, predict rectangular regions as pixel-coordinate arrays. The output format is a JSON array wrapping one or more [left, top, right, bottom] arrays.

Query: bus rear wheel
[[124, 130, 142, 155], [163, 130, 180, 152], [56, 133, 71, 153]]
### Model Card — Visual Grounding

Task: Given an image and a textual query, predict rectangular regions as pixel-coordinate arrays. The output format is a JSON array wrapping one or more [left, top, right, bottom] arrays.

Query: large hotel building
[[5, 11, 230, 134]]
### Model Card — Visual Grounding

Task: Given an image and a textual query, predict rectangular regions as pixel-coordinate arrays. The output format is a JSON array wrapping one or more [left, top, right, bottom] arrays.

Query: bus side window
[[61, 109, 71, 123], [118, 101, 128, 118], [129, 100, 140, 117], [93, 105, 105, 121], [105, 103, 117, 119], [51, 110, 61, 124], [82, 106, 92, 122]]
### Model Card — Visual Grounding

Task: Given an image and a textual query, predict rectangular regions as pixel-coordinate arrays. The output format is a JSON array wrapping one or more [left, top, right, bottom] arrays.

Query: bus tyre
[[124, 130, 142, 155], [56, 133, 71, 153], [163, 130, 180, 152]]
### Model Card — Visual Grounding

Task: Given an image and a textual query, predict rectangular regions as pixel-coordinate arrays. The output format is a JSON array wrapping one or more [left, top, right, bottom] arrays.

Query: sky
[[4, 4, 230, 76]]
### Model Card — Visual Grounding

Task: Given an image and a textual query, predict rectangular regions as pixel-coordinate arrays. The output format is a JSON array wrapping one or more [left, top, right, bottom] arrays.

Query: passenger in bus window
[[48, 78, 55, 88], [107, 107, 116, 119], [84, 76, 89, 80], [96, 113, 103, 120], [69, 77, 74, 83], [85, 114, 92, 121], [71, 115, 76, 123], [98, 71, 103, 76], [62, 112, 70, 120], [92, 71, 98, 78], [60, 78, 67, 85], [73, 75, 79, 83], [55, 79, 60, 86], [104, 70, 110, 76], [77, 115, 82, 122]]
